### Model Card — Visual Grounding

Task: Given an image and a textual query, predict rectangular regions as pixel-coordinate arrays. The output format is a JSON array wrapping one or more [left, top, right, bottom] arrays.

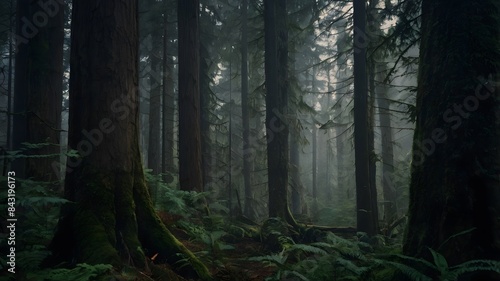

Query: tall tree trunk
[[312, 122, 318, 216], [353, 0, 378, 236], [290, 133, 302, 215], [368, 59, 379, 230], [404, 1, 500, 279], [325, 68, 333, 202], [241, 0, 254, 219], [376, 63, 397, 225], [11, 0, 29, 179], [335, 28, 348, 199], [12, 0, 64, 182], [288, 0, 303, 215], [162, 5, 175, 184], [178, 0, 203, 192], [228, 76, 233, 216], [199, 24, 212, 194], [49, 2, 211, 279], [148, 0, 162, 199], [336, 122, 345, 196], [264, 0, 294, 224]]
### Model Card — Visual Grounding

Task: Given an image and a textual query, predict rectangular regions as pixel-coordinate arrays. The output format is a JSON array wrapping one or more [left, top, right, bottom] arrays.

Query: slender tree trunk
[[228, 77, 233, 216], [11, 0, 29, 179], [162, 5, 175, 183], [241, 0, 254, 219], [290, 134, 302, 215], [325, 68, 333, 202], [178, 0, 203, 192], [148, 0, 162, 199], [404, 2, 500, 279], [199, 24, 212, 194], [376, 63, 397, 225], [12, 0, 64, 182], [312, 122, 318, 215], [368, 59, 379, 229], [288, 0, 303, 215], [353, 0, 378, 236], [335, 29, 348, 199]]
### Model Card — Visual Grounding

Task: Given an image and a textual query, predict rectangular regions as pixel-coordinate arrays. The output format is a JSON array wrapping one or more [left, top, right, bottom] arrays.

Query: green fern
[[449, 259, 500, 279], [26, 263, 113, 281], [375, 248, 500, 281], [248, 252, 288, 266], [16, 246, 50, 272], [373, 259, 433, 281]]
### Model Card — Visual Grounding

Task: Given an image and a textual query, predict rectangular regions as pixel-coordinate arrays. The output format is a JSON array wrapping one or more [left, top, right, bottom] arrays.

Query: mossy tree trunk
[[50, 1, 211, 279], [404, 0, 500, 279]]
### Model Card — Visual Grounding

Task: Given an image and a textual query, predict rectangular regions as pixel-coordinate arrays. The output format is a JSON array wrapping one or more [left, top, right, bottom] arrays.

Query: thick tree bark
[[12, 0, 64, 182], [353, 0, 378, 236], [404, 1, 500, 279], [49, 1, 211, 279], [178, 0, 203, 192]]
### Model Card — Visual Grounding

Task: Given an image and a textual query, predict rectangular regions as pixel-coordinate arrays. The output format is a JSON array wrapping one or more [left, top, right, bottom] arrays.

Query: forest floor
[[160, 212, 407, 281], [170, 226, 277, 281], [0, 175, 407, 281]]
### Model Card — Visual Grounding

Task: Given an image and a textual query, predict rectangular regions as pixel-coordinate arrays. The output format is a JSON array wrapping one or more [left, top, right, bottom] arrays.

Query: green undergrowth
[[2, 154, 498, 281], [247, 229, 500, 281], [0, 176, 70, 280]]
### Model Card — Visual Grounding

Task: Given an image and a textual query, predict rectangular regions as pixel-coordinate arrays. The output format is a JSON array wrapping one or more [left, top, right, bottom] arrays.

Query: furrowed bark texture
[[50, 1, 211, 279], [404, 1, 500, 279]]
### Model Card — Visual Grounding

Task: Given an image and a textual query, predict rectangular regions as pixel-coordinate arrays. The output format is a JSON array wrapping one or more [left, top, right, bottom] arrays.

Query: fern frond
[[19, 196, 71, 207], [449, 259, 500, 279], [248, 254, 287, 266], [17, 248, 50, 272], [27, 263, 112, 281], [428, 248, 449, 275], [335, 257, 369, 276], [373, 260, 432, 281], [283, 269, 311, 281], [288, 244, 328, 256], [376, 253, 436, 270]]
